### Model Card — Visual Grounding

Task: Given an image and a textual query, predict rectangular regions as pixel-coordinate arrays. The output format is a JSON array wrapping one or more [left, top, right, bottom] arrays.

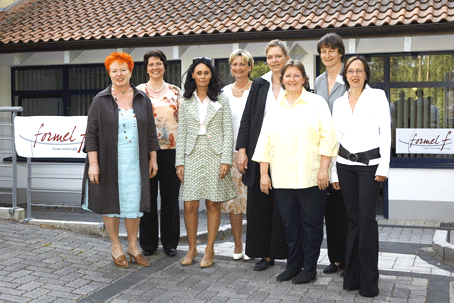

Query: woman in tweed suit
[[176, 57, 236, 268]]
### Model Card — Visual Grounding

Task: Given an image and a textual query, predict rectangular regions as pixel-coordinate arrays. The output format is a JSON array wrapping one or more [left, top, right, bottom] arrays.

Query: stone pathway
[[1, 217, 453, 302]]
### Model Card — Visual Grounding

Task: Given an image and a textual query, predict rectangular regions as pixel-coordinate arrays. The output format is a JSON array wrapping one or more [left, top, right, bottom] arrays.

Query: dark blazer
[[236, 77, 270, 187], [81, 85, 160, 214]]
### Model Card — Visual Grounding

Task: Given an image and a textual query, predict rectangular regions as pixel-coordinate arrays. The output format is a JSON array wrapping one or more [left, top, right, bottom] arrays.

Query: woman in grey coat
[[82, 52, 160, 268]]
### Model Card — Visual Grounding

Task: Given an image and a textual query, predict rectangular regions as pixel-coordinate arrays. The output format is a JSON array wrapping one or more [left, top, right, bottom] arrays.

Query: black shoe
[[253, 258, 265, 269], [292, 269, 317, 284], [276, 268, 301, 282], [254, 259, 275, 271], [142, 250, 156, 256], [323, 263, 339, 274], [164, 248, 177, 257], [359, 289, 379, 298]]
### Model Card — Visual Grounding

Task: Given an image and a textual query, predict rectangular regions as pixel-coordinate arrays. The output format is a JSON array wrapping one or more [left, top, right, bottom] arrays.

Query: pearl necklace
[[147, 81, 166, 93]]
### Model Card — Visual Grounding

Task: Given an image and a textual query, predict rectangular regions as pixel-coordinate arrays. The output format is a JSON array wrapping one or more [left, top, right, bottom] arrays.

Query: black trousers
[[245, 163, 288, 259], [274, 186, 326, 272], [139, 149, 181, 253], [337, 163, 380, 297], [325, 186, 347, 267]]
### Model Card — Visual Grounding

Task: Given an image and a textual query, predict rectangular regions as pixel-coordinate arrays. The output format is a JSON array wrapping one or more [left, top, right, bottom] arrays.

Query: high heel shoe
[[200, 253, 215, 268], [112, 254, 129, 268], [180, 251, 198, 266], [127, 253, 150, 267], [232, 252, 243, 260]]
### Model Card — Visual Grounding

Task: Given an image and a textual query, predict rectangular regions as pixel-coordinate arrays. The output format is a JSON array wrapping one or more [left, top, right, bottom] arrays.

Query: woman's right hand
[[88, 164, 100, 184], [176, 165, 184, 183], [237, 148, 248, 174], [260, 174, 272, 195], [332, 182, 340, 190]]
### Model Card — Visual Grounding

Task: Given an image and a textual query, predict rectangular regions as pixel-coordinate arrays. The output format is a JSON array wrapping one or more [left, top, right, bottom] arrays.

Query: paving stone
[[1, 216, 453, 302]]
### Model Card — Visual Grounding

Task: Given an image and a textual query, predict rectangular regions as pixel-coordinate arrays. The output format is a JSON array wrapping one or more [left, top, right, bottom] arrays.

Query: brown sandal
[[127, 253, 150, 266]]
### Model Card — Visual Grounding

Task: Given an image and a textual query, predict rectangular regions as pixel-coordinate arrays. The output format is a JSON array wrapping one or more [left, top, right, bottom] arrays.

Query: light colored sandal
[[200, 253, 215, 268], [180, 251, 198, 266]]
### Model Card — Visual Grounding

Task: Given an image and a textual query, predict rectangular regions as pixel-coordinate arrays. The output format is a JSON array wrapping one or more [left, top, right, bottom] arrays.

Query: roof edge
[[1, 22, 453, 54]]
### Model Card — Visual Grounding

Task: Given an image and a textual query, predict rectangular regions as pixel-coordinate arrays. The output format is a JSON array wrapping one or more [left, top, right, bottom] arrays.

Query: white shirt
[[223, 83, 250, 148], [262, 71, 284, 118], [195, 92, 210, 135], [331, 85, 391, 182]]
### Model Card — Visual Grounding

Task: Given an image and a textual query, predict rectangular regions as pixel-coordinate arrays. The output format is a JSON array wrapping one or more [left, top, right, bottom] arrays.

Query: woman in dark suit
[[236, 39, 289, 271]]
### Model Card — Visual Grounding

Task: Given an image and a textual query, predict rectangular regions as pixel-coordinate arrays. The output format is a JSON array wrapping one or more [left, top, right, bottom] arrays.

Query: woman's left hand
[[149, 158, 158, 178], [375, 175, 387, 182], [317, 168, 330, 190], [219, 164, 230, 180]]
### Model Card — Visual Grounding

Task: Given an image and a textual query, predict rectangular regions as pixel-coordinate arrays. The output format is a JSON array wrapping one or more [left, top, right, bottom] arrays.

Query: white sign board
[[15, 116, 87, 158], [396, 128, 454, 154]]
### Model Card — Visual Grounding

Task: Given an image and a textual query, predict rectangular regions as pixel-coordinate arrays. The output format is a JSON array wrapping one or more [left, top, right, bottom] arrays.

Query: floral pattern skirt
[[221, 151, 247, 215]]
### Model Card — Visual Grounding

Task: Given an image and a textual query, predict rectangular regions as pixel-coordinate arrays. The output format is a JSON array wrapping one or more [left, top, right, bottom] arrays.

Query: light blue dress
[[83, 108, 142, 218]]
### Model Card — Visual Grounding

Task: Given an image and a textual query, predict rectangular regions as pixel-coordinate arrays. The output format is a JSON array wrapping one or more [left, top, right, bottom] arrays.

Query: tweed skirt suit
[[176, 93, 236, 202]]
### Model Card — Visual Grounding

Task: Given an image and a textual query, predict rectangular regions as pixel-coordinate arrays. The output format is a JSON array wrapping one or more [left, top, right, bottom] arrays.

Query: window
[[12, 61, 181, 116], [316, 51, 454, 164]]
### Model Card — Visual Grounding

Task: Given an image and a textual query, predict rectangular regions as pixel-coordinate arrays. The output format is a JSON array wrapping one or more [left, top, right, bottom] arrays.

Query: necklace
[[112, 86, 132, 106], [119, 108, 137, 143], [147, 81, 166, 93], [232, 80, 251, 93]]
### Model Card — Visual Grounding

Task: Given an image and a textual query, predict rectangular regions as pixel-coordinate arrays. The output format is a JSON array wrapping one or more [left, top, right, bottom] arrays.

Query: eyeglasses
[[347, 69, 365, 75], [193, 57, 212, 63]]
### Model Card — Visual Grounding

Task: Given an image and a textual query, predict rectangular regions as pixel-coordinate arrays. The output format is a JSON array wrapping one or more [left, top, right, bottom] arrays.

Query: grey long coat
[[81, 85, 160, 215]]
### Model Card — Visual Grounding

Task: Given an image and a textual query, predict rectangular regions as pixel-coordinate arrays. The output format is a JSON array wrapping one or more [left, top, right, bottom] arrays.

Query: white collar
[[261, 71, 273, 83], [335, 74, 344, 85]]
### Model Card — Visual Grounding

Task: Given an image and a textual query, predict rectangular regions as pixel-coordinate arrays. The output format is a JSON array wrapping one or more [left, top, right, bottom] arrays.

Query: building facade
[[0, 0, 453, 220]]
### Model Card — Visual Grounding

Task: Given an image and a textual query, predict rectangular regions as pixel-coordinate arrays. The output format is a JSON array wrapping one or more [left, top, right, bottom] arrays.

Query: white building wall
[[389, 168, 454, 221], [0, 33, 453, 218]]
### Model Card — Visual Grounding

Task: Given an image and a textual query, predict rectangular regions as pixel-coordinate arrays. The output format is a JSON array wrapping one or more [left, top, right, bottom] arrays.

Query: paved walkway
[[0, 212, 453, 302]]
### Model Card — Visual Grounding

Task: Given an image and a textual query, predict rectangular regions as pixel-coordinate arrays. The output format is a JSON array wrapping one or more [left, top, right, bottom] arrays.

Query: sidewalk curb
[[18, 216, 238, 243], [0, 207, 25, 221], [433, 230, 454, 266], [23, 218, 108, 237]]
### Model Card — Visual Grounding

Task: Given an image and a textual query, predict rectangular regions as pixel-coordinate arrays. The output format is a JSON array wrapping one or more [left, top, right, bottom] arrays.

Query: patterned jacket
[[175, 92, 233, 166]]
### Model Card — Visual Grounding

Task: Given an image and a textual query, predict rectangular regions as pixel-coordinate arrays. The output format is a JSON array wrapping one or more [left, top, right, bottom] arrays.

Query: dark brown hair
[[317, 33, 345, 61], [143, 50, 168, 73], [342, 56, 370, 90]]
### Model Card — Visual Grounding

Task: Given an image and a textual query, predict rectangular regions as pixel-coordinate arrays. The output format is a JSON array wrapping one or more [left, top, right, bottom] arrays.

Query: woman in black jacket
[[236, 40, 289, 271]]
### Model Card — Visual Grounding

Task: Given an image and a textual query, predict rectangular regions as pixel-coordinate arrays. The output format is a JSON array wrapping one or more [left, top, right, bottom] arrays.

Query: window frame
[[11, 60, 182, 116]]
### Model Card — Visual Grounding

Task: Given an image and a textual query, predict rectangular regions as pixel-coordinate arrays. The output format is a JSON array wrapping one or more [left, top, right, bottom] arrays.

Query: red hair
[[104, 52, 134, 72]]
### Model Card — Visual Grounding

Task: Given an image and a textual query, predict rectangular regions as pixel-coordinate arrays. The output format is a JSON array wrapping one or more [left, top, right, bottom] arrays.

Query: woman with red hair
[[81, 52, 160, 268]]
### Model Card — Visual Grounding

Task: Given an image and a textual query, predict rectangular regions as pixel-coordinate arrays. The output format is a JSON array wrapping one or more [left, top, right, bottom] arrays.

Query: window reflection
[[391, 85, 454, 158]]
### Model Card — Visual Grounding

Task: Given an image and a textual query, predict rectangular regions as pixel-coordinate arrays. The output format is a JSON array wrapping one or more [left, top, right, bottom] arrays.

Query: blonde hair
[[229, 49, 254, 78], [265, 39, 289, 57]]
